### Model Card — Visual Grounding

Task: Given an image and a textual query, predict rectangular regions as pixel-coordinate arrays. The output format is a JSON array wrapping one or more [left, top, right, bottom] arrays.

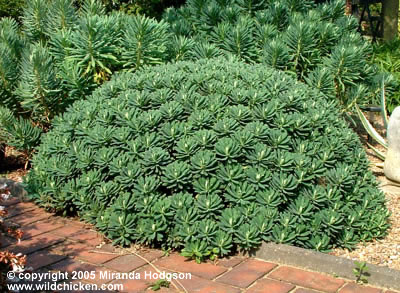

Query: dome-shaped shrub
[[26, 59, 389, 259]]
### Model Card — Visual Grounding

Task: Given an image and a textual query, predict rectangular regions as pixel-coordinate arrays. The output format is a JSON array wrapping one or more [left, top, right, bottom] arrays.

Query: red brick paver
[[2, 197, 20, 206], [135, 264, 166, 283], [76, 249, 120, 265], [8, 232, 64, 254], [84, 237, 105, 247], [247, 278, 295, 293], [6, 201, 37, 217], [294, 289, 322, 293], [52, 225, 96, 239], [22, 219, 64, 239], [50, 258, 98, 274], [104, 255, 147, 272], [110, 278, 148, 293], [179, 275, 242, 293], [50, 241, 88, 257], [51, 260, 117, 287], [27, 250, 67, 270], [217, 258, 276, 288], [269, 266, 345, 293], [153, 253, 228, 280], [0, 235, 16, 248], [139, 249, 164, 262], [150, 287, 179, 293], [215, 256, 247, 268], [64, 279, 115, 293], [9, 208, 52, 226], [339, 283, 383, 293]]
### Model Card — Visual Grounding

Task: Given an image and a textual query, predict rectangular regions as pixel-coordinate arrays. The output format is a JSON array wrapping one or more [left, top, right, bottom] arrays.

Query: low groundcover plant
[[25, 58, 390, 260]]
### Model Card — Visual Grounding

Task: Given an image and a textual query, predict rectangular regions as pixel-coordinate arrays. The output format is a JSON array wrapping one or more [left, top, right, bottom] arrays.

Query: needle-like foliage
[[0, 0, 176, 156], [163, 0, 381, 108]]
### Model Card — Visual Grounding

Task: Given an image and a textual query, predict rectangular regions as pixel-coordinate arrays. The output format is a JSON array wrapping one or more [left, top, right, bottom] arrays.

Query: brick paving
[[2, 198, 400, 293]]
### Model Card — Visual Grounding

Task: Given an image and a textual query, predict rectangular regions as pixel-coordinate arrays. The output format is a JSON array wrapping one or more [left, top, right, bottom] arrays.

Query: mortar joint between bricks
[[211, 265, 235, 281], [286, 286, 297, 293], [336, 281, 348, 293], [247, 271, 272, 289], [212, 259, 275, 290], [149, 255, 164, 264], [262, 262, 281, 277]]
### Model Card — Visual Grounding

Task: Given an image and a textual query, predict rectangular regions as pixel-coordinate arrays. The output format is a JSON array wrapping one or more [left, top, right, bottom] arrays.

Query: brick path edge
[[253, 242, 400, 291]]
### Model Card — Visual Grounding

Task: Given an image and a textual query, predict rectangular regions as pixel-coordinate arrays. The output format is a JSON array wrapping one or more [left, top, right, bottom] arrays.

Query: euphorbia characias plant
[[25, 59, 390, 261]]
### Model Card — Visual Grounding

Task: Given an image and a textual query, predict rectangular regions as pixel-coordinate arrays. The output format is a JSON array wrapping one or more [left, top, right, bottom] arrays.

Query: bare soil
[[0, 146, 28, 182]]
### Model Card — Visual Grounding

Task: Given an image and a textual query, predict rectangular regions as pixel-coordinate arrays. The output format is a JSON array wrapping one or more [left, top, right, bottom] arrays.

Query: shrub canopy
[[26, 59, 390, 257]]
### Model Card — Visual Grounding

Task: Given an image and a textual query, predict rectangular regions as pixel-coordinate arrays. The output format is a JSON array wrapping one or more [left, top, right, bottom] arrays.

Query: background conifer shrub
[[0, 0, 183, 161], [25, 59, 390, 257], [163, 0, 394, 109], [0, 0, 174, 119]]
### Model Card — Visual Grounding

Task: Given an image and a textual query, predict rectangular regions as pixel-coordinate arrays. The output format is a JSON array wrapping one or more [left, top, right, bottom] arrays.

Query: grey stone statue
[[384, 106, 400, 183]]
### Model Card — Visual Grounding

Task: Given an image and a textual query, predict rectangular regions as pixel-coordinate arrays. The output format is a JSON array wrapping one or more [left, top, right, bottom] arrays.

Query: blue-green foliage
[[0, 0, 388, 158], [0, 0, 173, 119], [0, 0, 174, 157], [163, 0, 385, 108], [26, 59, 390, 256]]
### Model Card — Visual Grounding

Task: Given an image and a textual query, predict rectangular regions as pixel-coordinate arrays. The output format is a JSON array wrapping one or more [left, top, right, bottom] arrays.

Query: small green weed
[[151, 279, 170, 291], [353, 261, 369, 284], [162, 248, 171, 257]]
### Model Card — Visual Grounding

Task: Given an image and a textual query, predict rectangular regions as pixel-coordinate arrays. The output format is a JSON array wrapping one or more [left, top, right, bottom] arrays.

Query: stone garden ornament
[[384, 106, 400, 183]]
